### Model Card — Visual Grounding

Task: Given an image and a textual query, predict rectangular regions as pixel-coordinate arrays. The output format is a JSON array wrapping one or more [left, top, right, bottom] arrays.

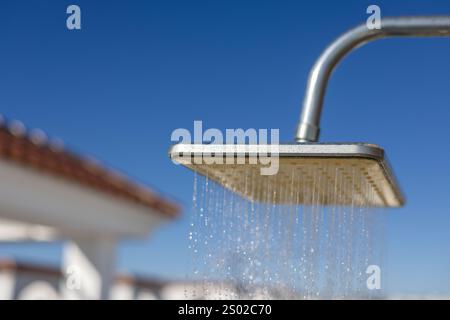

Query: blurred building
[[0, 258, 170, 300], [0, 258, 293, 300], [0, 116, 180, 299]]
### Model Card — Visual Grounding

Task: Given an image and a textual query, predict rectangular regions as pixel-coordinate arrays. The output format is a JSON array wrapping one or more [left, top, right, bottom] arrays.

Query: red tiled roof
[[0, 259, 61, 277], [0, 116, 179, 218], [0, 259, 168, 289]]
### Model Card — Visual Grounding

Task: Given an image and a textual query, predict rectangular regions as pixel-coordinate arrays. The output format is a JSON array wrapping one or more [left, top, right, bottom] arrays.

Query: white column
[[0, 270, 15, 300], [61, 236, 116, 300]]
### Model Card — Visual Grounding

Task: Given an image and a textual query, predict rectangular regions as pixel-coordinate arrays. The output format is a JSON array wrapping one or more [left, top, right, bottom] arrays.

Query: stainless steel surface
[[169, 143, 405, 207], [296, 16, 450, 142], [170, 143, 384, 158]]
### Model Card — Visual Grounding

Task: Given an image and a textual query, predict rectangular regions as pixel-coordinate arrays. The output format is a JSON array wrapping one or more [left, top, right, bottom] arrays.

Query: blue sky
[[0, 0, 450, 296]]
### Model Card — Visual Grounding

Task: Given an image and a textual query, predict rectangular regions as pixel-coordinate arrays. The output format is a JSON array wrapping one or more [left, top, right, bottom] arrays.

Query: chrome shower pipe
[[296, 16, 450, 142]]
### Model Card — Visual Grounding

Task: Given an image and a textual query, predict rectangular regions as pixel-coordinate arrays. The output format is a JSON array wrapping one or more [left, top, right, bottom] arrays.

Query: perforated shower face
[[169, 143, 404, 208]]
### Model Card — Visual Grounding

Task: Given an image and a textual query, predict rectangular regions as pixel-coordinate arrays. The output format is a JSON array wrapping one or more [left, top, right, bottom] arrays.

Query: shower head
[[170, 16, 450, 207], [169, 143, 404, 207]]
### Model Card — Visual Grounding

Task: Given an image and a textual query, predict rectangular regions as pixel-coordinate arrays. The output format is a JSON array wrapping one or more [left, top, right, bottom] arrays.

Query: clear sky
[[0, 0, 450, 296]]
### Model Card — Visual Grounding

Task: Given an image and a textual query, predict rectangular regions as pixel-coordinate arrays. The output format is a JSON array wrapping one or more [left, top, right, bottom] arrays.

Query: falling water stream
[[187, 167, 386, 299]]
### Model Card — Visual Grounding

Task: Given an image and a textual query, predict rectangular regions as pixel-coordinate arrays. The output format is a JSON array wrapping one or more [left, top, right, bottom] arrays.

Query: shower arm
[[295, 16, 450, 143]]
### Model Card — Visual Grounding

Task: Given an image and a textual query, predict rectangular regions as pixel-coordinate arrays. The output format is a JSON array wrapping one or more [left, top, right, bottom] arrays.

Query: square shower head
[[169, 143, 404, 207]]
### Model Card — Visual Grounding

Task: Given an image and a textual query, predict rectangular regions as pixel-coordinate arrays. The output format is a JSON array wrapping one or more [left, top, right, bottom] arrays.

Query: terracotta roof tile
[[0, 259, 168, 289], [0, 116, 180, 218]]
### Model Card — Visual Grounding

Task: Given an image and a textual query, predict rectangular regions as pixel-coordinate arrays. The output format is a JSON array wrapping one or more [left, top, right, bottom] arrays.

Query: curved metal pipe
[[296, 16, 450, 142]]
